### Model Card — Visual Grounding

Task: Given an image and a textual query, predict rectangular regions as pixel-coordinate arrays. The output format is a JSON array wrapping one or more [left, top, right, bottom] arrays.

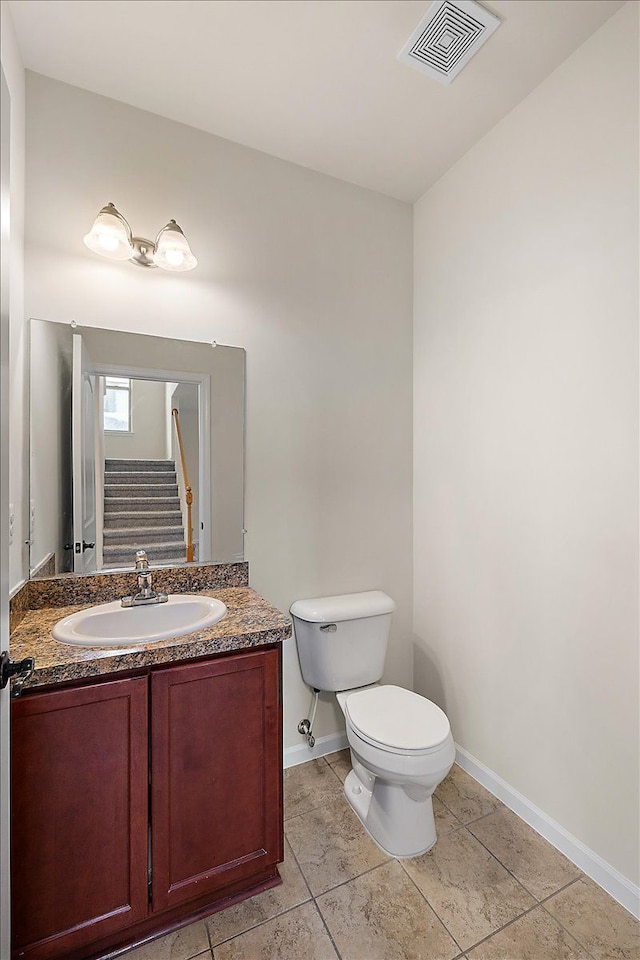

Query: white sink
[[52, 594, 227, 648]]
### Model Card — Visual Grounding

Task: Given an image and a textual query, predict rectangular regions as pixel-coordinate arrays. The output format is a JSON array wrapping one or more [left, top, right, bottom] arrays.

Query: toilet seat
[[345, 685, 451, 755]]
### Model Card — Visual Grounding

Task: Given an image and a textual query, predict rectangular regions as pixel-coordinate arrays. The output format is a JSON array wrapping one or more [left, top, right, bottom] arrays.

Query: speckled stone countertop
[[10, 586, 292, 691]]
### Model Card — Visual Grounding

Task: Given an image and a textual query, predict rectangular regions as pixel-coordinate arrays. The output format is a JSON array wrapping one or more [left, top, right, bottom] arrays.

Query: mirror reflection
[[29, 320, 245, 577]]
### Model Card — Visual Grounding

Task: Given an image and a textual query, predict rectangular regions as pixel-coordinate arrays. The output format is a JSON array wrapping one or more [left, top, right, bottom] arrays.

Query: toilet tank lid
[[290, 590, 395, 623]]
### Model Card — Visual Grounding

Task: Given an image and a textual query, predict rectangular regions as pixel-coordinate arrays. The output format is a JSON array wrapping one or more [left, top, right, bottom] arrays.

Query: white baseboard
[[284, 731, 348, 768], [455, 744, 640, 919]]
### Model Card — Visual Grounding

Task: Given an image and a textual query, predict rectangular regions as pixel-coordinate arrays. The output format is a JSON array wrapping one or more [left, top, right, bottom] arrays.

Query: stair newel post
[[185, 486, 194, 563]]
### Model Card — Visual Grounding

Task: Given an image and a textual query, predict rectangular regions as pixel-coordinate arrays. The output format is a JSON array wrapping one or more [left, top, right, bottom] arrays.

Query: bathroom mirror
[[29, 319, 245, 578]]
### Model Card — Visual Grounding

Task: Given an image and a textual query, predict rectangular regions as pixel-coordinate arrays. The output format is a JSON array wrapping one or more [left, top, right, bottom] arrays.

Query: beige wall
[[23, 73, 414, 750], [413, 2, 639, 887], [29, 319, 72, 574], [207, 354, 244, 563], [1, 4, 27, 595]]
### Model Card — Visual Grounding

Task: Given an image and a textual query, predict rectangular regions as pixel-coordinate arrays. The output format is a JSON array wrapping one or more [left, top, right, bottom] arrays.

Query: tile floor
[[123, 756, 639, 960]]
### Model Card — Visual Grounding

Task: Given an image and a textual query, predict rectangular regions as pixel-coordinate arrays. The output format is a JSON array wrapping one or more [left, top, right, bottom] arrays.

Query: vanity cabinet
[[11, 646, 283, 960], [11, 676, 149, 959], [150, 650, 282, 912]]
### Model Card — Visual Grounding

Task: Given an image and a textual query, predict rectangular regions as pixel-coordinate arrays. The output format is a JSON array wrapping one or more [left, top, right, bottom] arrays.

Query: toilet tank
[[290, 591, 395, 692]]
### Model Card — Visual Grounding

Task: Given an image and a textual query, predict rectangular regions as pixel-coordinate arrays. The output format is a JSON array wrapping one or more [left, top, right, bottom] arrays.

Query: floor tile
[[206, 838, 310, 946], [433, 796, 462, 837], [468, 808, 580, 900], [122, 921, 210, 960], [545, 876, 640, 960], [317, 859, 460, 960], [466, 907, 590, 959], [213, 902, 338, 960], [285, 795, 389, 895], [401, 828, 535, 951], [325, 748, 352, 783], [284, 758, 344, 819], [435, 765, 504, 824]]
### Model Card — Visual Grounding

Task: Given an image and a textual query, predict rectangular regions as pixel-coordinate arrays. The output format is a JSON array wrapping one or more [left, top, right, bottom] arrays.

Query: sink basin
[[52, 594, 227, 647]]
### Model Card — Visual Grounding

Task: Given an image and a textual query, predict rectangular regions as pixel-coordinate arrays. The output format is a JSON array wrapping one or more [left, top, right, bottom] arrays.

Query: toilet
[[290, 590, 455, 858]]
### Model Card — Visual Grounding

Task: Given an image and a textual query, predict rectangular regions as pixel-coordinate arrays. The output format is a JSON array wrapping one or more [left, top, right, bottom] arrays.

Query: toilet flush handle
[[320, 623, 337, 633]]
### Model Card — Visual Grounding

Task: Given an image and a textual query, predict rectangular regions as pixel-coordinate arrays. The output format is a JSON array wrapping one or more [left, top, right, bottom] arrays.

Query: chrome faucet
[[121, 551, 168, 607]]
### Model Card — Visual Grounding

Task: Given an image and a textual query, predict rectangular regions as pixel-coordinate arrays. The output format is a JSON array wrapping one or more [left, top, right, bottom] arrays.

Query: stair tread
[[103, 541, 186, 552], [104, 494, 180, 498], [104, 517, 182, 524], [105, 513, 182, 532], [105, 507, 180, 512], [105, 505, 180, 512], [104, 477, 176, 483], [104, 510, 182, 519], [105, 483, 177, 488], [103, 534, 184, 550], [105, 462, 175, 466], [104, 526, 184, 534]]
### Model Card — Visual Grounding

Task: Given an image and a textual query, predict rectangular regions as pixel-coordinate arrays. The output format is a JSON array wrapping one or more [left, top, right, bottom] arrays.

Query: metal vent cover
[[398, 0, 500, 85]]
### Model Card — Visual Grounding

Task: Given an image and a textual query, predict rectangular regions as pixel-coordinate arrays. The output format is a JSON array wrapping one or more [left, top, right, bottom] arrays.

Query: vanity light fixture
[[83, 203, 198, 272]]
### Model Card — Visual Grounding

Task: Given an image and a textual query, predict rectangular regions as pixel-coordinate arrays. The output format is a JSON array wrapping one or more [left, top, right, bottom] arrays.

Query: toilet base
[[343, 769, 437, 859]]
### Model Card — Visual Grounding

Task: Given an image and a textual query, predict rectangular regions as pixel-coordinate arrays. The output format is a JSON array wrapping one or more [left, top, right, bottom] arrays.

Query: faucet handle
[[135, 550, 149, 570]]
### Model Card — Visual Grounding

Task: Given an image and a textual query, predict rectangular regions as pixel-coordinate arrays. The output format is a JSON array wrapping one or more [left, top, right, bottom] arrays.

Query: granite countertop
[[10, 586, 292, 691]]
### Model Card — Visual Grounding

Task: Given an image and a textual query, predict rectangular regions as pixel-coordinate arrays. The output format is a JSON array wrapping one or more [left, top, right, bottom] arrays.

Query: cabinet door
[[151, 648, 282, 912], [11, 676, 149, 960]]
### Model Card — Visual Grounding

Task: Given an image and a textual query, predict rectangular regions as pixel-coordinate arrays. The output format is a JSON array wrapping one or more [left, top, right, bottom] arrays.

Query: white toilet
[[290, 590, 455, 858]]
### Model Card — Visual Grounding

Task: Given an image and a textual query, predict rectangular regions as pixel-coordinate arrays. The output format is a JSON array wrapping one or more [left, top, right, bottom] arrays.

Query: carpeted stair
[[103, 459, 187, 568]]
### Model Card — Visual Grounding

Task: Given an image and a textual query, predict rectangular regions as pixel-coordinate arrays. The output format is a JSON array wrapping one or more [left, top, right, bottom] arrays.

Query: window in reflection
[[104, 376, 132, 432]]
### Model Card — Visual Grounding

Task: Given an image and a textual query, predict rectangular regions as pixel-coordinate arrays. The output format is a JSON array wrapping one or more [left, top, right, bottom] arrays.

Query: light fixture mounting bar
[[130, 237, 158, 268]]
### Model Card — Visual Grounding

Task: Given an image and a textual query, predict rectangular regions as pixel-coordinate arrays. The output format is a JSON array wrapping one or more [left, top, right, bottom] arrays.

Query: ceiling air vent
[[398, 0, 500, 85]]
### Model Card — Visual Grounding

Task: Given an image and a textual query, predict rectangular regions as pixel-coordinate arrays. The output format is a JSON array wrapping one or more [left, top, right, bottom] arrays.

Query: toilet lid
[[345, 685, 450, 752]]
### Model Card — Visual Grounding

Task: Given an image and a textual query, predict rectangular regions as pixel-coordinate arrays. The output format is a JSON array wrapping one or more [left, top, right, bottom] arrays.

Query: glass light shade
[[83, 203, 134, 261], [153, 220, 198, 272]]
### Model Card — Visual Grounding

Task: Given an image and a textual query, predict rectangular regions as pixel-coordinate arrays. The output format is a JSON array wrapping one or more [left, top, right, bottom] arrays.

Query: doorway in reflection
[[99, 376, 201, 570]]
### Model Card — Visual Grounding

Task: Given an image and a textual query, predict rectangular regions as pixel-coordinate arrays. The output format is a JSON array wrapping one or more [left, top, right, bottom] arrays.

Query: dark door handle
[[82, 541, 95, 551], [1, 651, 35, 697]]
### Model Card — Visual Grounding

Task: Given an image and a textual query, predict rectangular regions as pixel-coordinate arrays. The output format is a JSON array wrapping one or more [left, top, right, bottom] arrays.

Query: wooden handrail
[[171, 408, 194, 563]]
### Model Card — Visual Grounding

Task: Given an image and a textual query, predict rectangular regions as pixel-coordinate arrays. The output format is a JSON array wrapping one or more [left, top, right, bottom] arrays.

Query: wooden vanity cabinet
[[151, 648, 283, 912], [11, 675, 149, 960], [11, 646, 283, 960]]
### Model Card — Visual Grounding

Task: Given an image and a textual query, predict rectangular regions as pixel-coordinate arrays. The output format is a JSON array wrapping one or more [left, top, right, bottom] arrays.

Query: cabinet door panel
[[11, 677, 148, 960], [151, 648, 282, 912]]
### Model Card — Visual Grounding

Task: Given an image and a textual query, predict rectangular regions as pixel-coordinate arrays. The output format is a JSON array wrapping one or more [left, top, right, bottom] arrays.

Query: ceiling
[[9, 0, 624, 202]]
